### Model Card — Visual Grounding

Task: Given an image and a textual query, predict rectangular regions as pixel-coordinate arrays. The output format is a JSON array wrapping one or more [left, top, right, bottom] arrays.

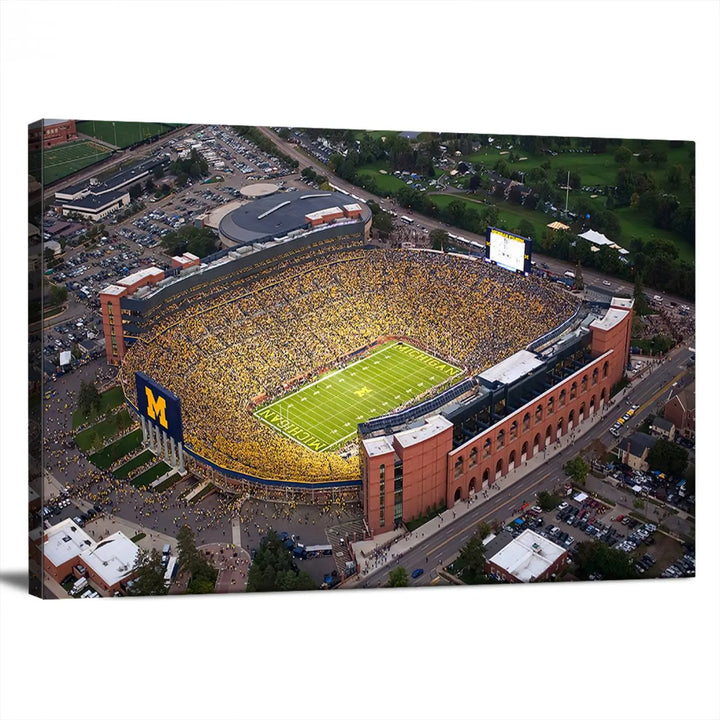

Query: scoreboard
[[485, 227, 532, 275]]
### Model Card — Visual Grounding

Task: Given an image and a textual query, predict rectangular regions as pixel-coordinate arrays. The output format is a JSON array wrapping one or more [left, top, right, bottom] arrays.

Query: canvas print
[[28, 120, 696, 598]]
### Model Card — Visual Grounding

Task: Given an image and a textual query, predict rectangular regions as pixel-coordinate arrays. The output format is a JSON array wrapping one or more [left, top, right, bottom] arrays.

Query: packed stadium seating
[[119, 248, 578, 484]]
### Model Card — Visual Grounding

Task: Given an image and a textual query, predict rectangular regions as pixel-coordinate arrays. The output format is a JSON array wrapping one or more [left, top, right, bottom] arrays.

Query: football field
[[254, 341, 463, 452]]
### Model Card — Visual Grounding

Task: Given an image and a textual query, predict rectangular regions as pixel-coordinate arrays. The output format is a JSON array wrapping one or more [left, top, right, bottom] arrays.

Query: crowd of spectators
[[120, 247, 579, 485]]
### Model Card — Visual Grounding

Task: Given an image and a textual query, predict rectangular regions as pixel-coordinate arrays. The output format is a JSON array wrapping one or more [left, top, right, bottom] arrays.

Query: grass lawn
[[356, 161, 412, 195], [130, 461, 171, 488], [72, 386, 125, 429], [113, 449, 155, 479], [430, 193, 549, 240], [254, 340, 462, 452], [75, 408, 133, 451], [30, 140, 112, 185], [76, 120, 179, 149], [89, 429, 143, 469], [153, 473, 182, 493]]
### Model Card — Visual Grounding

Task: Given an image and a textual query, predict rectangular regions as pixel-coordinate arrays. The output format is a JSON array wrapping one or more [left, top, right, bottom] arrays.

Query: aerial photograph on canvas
[[28, 120, 696, 598]]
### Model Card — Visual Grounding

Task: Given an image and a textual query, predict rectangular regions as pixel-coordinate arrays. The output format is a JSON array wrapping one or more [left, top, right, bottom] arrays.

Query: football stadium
[[108, 191, 633, 527]]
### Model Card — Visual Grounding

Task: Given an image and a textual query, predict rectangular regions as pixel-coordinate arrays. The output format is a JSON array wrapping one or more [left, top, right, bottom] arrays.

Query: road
[[351, 344, 694, 589], [256, 127, 695, 314]]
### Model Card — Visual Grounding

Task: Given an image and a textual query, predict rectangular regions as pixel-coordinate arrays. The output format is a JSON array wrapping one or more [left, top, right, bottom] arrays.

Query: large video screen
[[485, 227, 532, 274]]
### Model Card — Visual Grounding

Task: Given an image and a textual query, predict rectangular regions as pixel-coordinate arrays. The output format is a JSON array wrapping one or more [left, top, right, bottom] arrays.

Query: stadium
[[107, 194, 633, 529]]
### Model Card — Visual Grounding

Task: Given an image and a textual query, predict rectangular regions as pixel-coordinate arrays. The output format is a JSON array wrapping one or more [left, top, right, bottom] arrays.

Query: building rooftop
[[43, 519, 94, 569], [60, 189, 128, 210], [362, 436, 395, 457], [218, 190, 370, 246], [590, 308, 629, 332], [487, 529, 566, 582], [100, 284, 126, 297], [479, 350, 544, 386], [611, 297, 634, 310], [118, 266, 163, 288], [79, 531, 139, 587], [393, 415, 453, 449]]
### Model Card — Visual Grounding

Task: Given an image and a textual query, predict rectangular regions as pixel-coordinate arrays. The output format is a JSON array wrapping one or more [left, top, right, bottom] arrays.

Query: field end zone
[[253, 341, 462, 452]]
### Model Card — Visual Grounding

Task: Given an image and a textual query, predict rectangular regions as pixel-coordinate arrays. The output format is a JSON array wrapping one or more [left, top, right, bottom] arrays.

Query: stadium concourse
[[119, 247, 578, 488]]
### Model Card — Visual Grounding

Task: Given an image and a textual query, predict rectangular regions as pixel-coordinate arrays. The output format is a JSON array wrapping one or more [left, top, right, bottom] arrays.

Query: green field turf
[[254, 341, 462, 452], [76, 120, 178, 148], [30, 140, 112, 184]]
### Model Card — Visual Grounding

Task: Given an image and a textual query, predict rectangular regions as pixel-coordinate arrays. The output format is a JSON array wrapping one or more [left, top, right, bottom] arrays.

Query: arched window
[[469, 447, 478, 468], [592, 368, 599, 386], [535, 404, 543, 424], [570, 382, 577, 400], [603, 360, 609, 379], [547, 397, 555, 415], [483, 437, 492, 459], [497, 429, 505, 450], [522, 412, 530, 432], [581, 375, 588, 393], [454, 456, 464, 478], [559, 389, 566, 407], [510, 421, 518, 440]]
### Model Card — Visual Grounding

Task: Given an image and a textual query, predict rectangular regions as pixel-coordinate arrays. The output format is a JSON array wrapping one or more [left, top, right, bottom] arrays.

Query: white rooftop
[[488, 529, 566, 582], [100, 284, 126, 296], [343, 203, 362, 212], [43, 519, 94, 569], [118, 266, 163, 288], [305, 206, 344, 221], [590, 308, 629, 332], [362, 436, 395, 457], [579, 229, 613, 246], [79, 531, 139, 587], [393, 415, 453, 449], [611, 297, 634, 310], [479, 350, 544, 386]]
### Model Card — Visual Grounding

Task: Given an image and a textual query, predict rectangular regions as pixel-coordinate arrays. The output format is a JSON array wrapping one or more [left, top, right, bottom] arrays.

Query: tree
[[126, 548, 168, 596], [176, 524, 218, 594], [429, 229, 448, 251], [161, 225, 218, 258], [153, 164, 165, 180], [144, 177, 156, 194], [614, 145, 633, 165], [573, 540, 639, 580], [574, 262, 585, 291], [387, 567, 409, 587], [49, 284, 68, 307], [537, 490, 562, 512], [78, 380, 102, 417], [633, 275, 650, 316], [563, 455, 589, 486], [516, 219, 534, 240], [646, 438, 688, 478], [468, 174, 481, 193], [246, 531, 316, 592], [451, 530, 492, 584], [129, 182, 143, 201]]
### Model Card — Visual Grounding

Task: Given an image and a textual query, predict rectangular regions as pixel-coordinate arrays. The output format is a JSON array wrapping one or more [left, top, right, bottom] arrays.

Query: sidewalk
[[348, 402, 613, 583]]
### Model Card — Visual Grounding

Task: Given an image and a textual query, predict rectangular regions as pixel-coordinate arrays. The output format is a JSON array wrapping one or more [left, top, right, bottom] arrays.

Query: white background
[[489, 229, 527, 272], [1, 2, 719, 719]]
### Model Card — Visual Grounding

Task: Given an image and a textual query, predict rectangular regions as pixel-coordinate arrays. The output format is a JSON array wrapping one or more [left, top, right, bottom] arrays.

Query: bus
[[400, 216, 414, 225]]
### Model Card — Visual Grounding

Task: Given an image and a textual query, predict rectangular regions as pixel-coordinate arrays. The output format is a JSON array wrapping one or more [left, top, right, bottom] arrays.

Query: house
[[662, 384, 695, 440], [620, 432, 658, 472], [649, 416, 676, 441]]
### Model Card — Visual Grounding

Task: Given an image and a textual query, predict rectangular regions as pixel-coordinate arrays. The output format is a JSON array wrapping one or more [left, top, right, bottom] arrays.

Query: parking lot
[[503, 492, 694, 581]]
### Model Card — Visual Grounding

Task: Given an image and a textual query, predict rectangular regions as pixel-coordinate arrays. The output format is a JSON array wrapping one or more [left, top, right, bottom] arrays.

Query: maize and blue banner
[[135, 372, 184, 443]]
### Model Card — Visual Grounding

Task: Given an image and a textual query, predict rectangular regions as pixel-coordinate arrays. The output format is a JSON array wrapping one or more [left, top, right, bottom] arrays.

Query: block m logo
[[145, 387, 168, 429]]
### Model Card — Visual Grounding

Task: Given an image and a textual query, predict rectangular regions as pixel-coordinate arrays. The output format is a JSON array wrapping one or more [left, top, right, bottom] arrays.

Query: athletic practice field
[[76, 120, 179, 149], [254, 341, 463, 452], [30, 140, 111, 185]]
